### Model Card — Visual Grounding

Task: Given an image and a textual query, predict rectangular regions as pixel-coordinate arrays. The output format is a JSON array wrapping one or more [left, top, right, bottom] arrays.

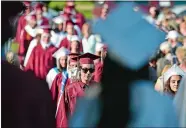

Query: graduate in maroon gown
[[34, 3, 49, 26], [15, 1, 32, 44], [51, 53, 80, 103], [59, 20, 77, 49], [65, 1, 85, 30], [69, 35, 83, 54], [18, 13, 37, 66], [49, 47, 70, 101], [93, 43, 108, 83], [24, 29, 57, 80], [56, 53, 100, 128]]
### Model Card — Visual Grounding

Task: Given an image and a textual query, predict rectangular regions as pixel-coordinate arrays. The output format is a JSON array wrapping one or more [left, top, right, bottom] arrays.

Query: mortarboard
[[23, 1, 31, 7], [73, 53, 100, 65], [64, 6, 76, 15], [93, 2, 166, 70], [37, 25, 51, 35], [53, 16, 65, 24], [52, 47, 70, 60], [60, 12, 71, 21], [25, 11, 36, 21], [163, 64, 186, 84], [69, 53, 80, 63], [33, 2, 43, 11], [66, 20, 75, 26], [70, 35, 80, 42], [69, 53, 80, 56], [70, 57, 78, 63]]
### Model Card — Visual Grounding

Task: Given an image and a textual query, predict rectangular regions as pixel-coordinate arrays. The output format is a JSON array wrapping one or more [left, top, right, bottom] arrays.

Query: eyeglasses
[[81, 68, 95, 73]]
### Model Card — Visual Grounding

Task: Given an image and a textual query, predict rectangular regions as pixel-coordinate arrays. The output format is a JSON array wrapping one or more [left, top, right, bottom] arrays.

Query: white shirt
[[51, 30, 66, 48], [82, 35, 96, 54]]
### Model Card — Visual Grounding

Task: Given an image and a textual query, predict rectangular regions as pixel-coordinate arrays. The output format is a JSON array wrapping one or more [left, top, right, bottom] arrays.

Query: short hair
[[161, 65, 172, 76], [175, 47, 186, 61]]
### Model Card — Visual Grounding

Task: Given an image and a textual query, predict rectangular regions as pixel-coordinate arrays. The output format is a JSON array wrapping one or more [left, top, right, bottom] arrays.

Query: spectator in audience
[[176, 47, 186, 72], [82, 23, 96, 54]]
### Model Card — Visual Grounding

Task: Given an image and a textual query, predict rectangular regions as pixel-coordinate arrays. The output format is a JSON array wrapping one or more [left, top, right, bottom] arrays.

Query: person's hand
[[20, 64, 24, 70]]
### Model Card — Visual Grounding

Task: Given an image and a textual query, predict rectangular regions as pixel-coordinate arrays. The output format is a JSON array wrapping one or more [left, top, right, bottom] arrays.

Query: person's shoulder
[[66, 81, 84, 91]]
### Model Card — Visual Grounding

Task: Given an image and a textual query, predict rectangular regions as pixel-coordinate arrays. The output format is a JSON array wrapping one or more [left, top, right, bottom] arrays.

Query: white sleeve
[[23, 39, 37, 67], [46, 69, 58, 89]]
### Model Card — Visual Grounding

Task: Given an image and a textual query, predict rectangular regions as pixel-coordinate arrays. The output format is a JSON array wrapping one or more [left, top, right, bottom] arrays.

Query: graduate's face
[[71, 41, 79, 52], [29, 19, 37, 28], [80, 64, 94, 84], [69, 62, 78, 69], [58, 24, 63, 31], [42, 6, 47, 12], [66, 24, 74, 35], [169, 75, 181, 92], [59, 56, 67, 68], [82, 24, 90, 37], [42, 34, 51, 43]]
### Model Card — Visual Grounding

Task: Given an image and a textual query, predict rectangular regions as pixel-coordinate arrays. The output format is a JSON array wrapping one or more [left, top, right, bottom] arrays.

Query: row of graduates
[[18, 24, 107, 127], [17, 21, 107, 128], [13, 2, 108, 127], [15, 1, 87, 67]]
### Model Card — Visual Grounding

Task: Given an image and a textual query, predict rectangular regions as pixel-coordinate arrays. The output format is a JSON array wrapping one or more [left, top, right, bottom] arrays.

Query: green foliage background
[[48, 1, 95, 19]]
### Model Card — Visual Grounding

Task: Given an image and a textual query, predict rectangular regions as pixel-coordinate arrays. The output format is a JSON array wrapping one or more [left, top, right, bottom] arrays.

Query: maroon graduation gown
[[93, 61, 104, 83], [40, 17, 49, 26], [75, 12, 85, 30], [59, 37, 83, 53], [24, 44, 57, 80], [18, 29, 34, 65], [57, 81, 96, 128], [50, 73, 71, 103], [51, 73, 73, 128], [16, 14, 27, 43]]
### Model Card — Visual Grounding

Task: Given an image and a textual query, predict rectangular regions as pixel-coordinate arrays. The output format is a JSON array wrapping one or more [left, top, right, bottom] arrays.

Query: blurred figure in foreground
[[174, 75, 186, 127], [2, 61, 56, 128], [70, 2, 178, 127]]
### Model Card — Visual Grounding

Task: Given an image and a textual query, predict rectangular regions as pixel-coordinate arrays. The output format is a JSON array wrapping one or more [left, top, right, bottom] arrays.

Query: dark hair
[[164, 75, 182, 96]]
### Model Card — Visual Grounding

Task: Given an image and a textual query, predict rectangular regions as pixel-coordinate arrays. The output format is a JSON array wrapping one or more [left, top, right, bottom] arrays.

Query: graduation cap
[[93, 2, 166, 70], [163, 64, 186, 84], [52, 16, 65, 24], [73, 53, 100, 65], [33, 2, 43, 11], [70, 35, 80, 42], [52, 47, 70, 60], [63, 6, 76, 15], [25, 11, 36, 21], [69, 53, 80, 56], [23, 1, 31, 7], [66, 20, 75, 26]]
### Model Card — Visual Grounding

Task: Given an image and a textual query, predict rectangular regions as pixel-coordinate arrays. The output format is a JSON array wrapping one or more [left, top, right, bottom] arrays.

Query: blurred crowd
[[145, 5, 186, 96], [2, 1, 186, 127]]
